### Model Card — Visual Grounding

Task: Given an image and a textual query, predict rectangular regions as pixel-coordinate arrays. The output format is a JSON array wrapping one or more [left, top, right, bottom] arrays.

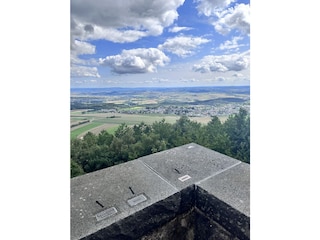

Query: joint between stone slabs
[[138, 159, 179, 191], [195, 161, 241, 185]]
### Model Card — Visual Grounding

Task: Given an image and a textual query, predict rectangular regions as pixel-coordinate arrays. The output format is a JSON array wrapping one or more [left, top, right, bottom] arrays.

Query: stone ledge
[[195, 186, 250, 240], [71, 143, 250, 240]]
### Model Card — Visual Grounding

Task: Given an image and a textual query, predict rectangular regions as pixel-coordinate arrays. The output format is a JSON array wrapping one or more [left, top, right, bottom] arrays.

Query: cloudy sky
[[71, 0, 250, 88]]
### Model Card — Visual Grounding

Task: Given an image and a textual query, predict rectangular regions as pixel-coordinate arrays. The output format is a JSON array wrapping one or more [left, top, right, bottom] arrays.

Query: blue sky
[[71, 0, 250, 88], [3, 2, 320, 237]]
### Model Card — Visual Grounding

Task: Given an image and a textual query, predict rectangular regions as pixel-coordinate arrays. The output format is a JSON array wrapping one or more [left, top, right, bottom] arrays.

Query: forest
[[71, 108, 250, 178]]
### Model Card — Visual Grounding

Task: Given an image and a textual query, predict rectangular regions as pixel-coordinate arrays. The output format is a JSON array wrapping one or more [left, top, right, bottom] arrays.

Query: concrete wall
[[71, 143, 250, 240]]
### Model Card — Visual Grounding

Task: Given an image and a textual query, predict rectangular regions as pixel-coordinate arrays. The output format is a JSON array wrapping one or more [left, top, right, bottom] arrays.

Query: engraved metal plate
[[178, 174, 191, 182], [127, 194, 147, 207], [95, 207, 117, 221]]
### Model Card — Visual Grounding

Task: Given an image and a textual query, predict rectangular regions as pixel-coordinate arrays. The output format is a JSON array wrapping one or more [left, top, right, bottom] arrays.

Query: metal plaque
[[95, 207, 118, 221], [127, 194, 147, 207], [178, 175, 191, 182]]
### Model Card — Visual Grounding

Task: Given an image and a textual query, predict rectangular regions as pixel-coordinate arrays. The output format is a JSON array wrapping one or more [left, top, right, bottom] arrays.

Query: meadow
[[71, 112, 180, 139], [70, 111, 226, 139], [70, 86, 249, 139]]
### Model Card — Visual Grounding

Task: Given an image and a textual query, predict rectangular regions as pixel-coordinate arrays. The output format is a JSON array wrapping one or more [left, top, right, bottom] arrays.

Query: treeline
[[71, 102, 119, 110], [70, 120, 90, 128], [71, 108, 250, 178]]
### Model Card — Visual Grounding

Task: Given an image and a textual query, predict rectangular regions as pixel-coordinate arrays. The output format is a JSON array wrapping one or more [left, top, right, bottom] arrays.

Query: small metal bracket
[[127, 194, 148, 207], [95, 207, 118, 221]]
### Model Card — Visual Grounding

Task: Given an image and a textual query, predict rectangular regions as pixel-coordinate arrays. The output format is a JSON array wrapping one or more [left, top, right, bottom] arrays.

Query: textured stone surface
[[83, 191, 183, 240], [71, 143, 250, 240], [196, 187, 250, 240], [139, 143, 240, 190], [197, 163, 250, 217], [141, 208, 195, 240], [71, 160, 178, 240], [195, 209, 240, 240], [140, 207, 242, 240]]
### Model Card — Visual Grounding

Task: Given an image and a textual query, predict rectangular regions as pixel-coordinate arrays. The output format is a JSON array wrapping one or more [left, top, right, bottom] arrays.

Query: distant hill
[[192, 97, 247, 105], [70, 86, 250, 96]]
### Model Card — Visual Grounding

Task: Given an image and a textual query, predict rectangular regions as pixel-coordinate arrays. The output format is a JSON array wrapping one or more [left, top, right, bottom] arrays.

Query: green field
[[70, 86, 249, 140], [102, 125, 118, 135], [70, 112, 225, 139], [71, 122, 103, 139], [71, 113, 181, 139]]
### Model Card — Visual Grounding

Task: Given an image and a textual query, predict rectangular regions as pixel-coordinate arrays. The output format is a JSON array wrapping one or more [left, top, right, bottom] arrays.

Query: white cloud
[[213, 4, 250, 35], [70, 40, 98, 64], [77, 25, 149, 43], [218, 36, 245, 51], [71, 65, 101, 78], [168, 26, 193, 33], [70, 40, 101, 77], [215, 76, 226, 82], [195, 1, 250, 36], [158, 36, 210, 57], [99, 48, 170, 74], [193, 50, 250, 73], [232, 73, 243, 77], [151, 77, 169, 83], [71, 40, 95, 55], [196, 0, 236, 16], [71, 0, 185, 43], [180, 78, 199, 83]]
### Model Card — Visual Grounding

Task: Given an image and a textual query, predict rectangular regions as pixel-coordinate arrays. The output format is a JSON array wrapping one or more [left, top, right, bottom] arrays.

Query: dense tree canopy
[[71, 109, 250, 177]]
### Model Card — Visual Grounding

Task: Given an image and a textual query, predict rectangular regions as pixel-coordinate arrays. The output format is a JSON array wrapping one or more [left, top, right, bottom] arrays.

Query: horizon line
[[70, 85, 250, 89]]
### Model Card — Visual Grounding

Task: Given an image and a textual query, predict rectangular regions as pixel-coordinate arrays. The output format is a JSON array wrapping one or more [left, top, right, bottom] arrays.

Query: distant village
[[98, 102, 250, 117], [71, 86, 250, 118]]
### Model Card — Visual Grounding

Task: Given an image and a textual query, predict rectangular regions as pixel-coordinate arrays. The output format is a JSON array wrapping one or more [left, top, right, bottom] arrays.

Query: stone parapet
[[71, 143, 250, 240]]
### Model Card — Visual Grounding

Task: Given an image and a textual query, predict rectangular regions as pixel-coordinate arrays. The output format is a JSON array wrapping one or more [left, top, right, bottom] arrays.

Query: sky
[[3, 2, 320, 239], [71, 0, 250, 88]]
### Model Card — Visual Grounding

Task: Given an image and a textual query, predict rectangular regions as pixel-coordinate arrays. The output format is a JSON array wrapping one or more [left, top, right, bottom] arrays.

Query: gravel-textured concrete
[[71, 143, 250, 240], [139, 143, 241, 190], [71, 160, 179, 240]]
